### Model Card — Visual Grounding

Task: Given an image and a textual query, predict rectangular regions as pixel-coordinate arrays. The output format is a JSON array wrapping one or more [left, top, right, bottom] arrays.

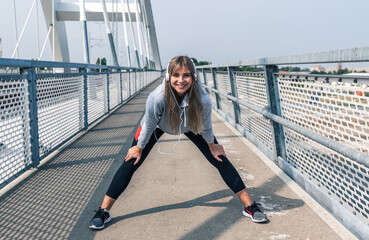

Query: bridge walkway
[[0, 79, 355, 240]]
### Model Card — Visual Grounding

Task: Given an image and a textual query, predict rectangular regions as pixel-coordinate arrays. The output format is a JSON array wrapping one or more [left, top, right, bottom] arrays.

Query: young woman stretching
[[89, 56, 267, 230]]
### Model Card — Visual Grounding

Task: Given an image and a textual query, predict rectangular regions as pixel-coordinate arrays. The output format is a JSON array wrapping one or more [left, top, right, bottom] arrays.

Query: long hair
[[165, 56, 204, 134]]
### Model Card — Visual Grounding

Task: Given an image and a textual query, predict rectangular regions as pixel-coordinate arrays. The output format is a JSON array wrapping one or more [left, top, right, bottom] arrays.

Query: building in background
[[309, 65, 326, 72], [337, 62, 342, 72]]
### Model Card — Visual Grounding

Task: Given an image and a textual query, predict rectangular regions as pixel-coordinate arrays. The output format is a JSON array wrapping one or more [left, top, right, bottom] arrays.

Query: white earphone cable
[[155, 86, 184, 155]]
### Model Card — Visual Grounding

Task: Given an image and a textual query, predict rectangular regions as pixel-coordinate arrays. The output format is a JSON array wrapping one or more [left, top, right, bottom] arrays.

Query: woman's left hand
[[208, 143, 226, 162], [125, 145, 143, 165]]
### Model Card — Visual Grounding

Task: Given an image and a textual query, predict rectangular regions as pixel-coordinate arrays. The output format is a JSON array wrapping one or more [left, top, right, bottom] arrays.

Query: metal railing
[[197, 46, 369, 239], [0, 58, 162, 190]]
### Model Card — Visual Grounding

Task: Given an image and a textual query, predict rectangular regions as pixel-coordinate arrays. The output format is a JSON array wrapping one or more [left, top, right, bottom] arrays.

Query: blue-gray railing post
[[119, 69, 123, 103], [128, 69, 131, 97], [143, 69, 146, 87], [107, 70, 110, 113], [264, 65, 287, 161], [201, 69, 210, 95], [80, 68, 88, 130], [140, 69, 143, 89], [211, 68, 221, 109], [228, 67, 241, 125], [137, 69, 140, 90], [26, 67, 40, 167], [134, 69, 137, 93]]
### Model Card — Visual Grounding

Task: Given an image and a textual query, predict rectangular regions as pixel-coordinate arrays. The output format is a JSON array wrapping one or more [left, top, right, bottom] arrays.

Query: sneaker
[[242, 201, 267, 223], [89, 208, 112, 230]]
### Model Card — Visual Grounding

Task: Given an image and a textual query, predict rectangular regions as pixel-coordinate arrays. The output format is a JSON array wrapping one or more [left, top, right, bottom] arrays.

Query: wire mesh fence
[[108, 72, 121, 110], [87, 73, 108, 125], [235, 72, 274, 151], [277, 74, 369, 224], [0, 65, 162, 189], [0, 74, 32, 187], [37, 73, 84, 158]]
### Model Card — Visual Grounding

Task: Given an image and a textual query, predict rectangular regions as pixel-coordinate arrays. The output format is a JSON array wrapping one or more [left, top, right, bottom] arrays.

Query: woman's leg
[[184, 131, 252, 207], [102, 127, 164, 210]]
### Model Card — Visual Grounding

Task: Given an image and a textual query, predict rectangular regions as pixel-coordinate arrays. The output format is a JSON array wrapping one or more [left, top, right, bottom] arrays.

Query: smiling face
[[170, 66, 193, 97]]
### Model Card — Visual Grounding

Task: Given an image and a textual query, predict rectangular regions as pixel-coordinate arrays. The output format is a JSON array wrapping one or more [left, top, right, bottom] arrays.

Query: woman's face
[[170, 66, 193, 97]]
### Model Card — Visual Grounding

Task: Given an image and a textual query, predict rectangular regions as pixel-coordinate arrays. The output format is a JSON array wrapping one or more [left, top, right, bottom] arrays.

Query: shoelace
[[94, 208, 107, 218], [247, 202, 263, 213]]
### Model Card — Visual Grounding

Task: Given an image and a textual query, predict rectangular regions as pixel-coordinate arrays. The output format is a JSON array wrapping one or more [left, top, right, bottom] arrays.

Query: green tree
[[101, 57, 107, 65], [337, 68, 351, 75], [191, 58, 199, 65], [280, 66, 301, 72], [241, 66, 263, 72], [189, 57, 211, 66], [310, 70, 327, 74], [95, 57, 107, 65], [197, 60, 212, 66]]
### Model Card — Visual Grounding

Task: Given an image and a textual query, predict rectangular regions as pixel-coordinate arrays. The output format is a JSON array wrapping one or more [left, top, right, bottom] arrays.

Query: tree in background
[[240, 66, 263, 72], [191, 57, 212, 66], [94, 57, 107, 72], [311, 70, 327, 74], [336, 68, 351, 75], [279, 66, 305, 72], [191, 58, 199, 65], [96, 57, 107, 65]]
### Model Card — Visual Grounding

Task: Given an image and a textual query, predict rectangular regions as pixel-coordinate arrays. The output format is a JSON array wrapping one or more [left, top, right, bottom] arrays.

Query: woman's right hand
[[125, 145, 143, 165]]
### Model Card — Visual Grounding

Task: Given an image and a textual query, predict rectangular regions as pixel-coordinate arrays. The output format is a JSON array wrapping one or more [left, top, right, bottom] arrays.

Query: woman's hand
[[208, 142, 226, 162], [125, 145, 143, 165]]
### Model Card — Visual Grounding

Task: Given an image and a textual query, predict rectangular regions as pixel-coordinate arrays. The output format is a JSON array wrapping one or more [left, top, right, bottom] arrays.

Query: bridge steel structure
[[11, 0, 161, 69], [197, 46, 369, 240]]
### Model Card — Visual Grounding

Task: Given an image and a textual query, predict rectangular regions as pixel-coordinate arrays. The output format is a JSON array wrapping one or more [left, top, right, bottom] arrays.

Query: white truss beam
[[39, 0, 161, 69], [56, 2, 139, 22]]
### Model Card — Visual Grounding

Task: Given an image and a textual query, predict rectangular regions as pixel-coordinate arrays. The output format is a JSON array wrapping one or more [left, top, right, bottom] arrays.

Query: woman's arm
[[201, 101, 215, 144], [125, 90, 164, 165], [200, 93, 226, 162], [137, 93, 164, 149]]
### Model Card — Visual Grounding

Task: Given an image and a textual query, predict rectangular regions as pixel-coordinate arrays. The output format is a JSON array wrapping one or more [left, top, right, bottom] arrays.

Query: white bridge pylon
[[40, 0, 161, 69]]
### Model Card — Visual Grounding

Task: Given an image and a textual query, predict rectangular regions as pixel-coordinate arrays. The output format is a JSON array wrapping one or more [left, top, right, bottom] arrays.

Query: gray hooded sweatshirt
[[137, 79, 214, 149]]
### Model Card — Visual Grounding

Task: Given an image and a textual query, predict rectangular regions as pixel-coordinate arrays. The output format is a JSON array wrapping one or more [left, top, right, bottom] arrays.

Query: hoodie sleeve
[[201, 95, 215, 144], [137, 93, 164, 149]]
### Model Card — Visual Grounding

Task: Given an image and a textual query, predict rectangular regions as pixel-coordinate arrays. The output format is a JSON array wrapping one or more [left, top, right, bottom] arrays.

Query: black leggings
[[106, 127, 246, 199]]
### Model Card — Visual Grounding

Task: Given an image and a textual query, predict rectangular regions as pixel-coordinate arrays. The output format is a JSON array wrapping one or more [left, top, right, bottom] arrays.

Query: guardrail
[[0, 58, 162, 191], [197, 46, 369, 239]]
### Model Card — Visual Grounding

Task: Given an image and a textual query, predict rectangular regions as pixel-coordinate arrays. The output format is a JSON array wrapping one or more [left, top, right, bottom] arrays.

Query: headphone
[[165, 57, 198, 81]]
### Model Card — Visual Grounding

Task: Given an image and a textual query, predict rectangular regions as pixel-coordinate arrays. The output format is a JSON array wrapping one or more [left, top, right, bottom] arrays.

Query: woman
[[89, 56, 267, 230]]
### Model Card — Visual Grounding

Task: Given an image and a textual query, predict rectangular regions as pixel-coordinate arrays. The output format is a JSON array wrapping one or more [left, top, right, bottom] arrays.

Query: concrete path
[[0, 79, 356, 240]]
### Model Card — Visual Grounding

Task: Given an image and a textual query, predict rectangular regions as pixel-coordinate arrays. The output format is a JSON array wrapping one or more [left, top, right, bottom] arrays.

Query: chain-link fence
[[0, 59, 162, 190]]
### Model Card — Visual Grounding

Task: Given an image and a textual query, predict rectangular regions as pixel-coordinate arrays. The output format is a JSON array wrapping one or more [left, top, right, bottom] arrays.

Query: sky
[[1, 0, 369, 68]]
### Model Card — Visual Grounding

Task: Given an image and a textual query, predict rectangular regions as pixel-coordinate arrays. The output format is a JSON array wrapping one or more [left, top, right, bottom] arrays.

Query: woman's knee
[[118, 159, 138, 173], [212, 155, 232, 168]]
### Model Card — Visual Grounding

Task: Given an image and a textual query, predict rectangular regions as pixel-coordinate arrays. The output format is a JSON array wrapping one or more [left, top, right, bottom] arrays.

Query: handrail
[[197, 46, 369, 68], [0, 57, 160, 71]]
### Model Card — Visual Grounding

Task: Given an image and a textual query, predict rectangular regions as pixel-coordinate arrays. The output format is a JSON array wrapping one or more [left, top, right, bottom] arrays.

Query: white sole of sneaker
[[89, 216, 112, 230], [242, 210, 267, 223]]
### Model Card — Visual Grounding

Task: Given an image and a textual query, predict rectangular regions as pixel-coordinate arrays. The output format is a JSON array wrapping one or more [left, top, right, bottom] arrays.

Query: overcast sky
[[1, 0, 369, 67]]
